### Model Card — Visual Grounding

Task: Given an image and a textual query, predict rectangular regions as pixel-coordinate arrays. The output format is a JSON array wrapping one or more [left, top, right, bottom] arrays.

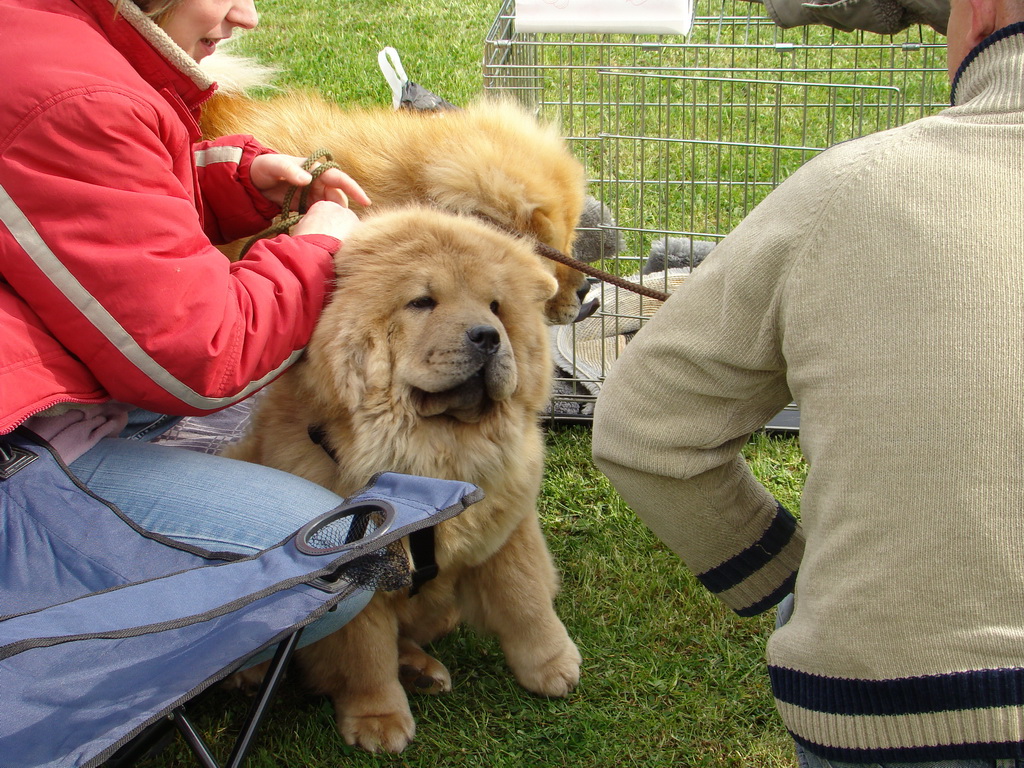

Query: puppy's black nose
[[467, 325, 501, 355]]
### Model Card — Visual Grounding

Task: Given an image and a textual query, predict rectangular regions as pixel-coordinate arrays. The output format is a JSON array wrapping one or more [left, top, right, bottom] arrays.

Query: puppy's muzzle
[[467, 325, 501, 356]]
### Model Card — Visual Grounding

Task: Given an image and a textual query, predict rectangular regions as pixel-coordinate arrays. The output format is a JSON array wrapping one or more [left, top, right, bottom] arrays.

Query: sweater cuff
[[695, 502, 804, 616]]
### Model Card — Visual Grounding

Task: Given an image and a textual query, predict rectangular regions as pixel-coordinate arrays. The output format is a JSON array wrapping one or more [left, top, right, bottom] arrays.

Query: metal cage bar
[[484, 0, 948, 424]]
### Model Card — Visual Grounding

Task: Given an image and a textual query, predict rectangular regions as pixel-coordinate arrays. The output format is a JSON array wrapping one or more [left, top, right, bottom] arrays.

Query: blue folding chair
[[0, 429, 482, 768]]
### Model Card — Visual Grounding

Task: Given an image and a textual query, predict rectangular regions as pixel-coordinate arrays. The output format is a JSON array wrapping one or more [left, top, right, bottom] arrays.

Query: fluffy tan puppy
[[201, 78, 589, 325], [224, 206, 581, 753]]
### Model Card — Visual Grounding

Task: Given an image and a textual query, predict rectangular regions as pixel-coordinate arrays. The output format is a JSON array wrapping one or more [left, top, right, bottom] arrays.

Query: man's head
[[947, 0, 1024, 78]]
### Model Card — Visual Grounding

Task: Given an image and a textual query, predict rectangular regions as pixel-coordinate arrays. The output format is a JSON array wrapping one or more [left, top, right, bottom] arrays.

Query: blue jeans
[[775, 597, 1024, 768], [68, 431, 374, 651]]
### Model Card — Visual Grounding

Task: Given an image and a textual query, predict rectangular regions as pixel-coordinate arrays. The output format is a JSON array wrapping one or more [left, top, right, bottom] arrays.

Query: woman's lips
[[198, 38, 219, 58]]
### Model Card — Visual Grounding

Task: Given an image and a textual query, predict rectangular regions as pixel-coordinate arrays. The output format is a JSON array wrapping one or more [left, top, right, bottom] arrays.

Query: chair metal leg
[[101, 717, 176, 767], [171, 709, 220, 768], [225, 628, 305, 768], [110, 629, 305, 768]]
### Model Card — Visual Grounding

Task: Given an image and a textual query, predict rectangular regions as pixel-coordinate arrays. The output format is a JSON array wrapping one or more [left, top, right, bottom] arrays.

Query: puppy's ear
[[301, 306, 371, 415], [533, 270, 559, 304], [529, 207, 556, 247]]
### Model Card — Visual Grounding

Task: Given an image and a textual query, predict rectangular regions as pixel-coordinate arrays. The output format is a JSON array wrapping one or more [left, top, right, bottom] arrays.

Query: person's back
[[762, 83, 1024, 751], [593, 7, 1024, 763]]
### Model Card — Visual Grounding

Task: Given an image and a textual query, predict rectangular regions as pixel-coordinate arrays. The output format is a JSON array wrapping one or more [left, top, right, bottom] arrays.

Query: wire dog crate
[[483, 0, 949, 426]]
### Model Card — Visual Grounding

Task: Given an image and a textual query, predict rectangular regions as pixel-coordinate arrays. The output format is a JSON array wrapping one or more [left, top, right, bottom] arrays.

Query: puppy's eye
[[490, 301, 500, 315], [408, 296, 436, 310]]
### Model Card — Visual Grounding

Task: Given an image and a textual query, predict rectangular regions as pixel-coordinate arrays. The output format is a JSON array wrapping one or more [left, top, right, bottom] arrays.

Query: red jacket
[[0, 0, 341, 433]]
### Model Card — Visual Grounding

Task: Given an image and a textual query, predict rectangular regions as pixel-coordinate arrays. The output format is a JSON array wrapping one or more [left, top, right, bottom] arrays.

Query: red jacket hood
[[52, 0, 217, 136]]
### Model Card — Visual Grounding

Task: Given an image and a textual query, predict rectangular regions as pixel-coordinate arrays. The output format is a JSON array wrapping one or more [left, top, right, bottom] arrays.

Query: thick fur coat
[[224, 208, 581, 752], [201, 73, 589, 325]]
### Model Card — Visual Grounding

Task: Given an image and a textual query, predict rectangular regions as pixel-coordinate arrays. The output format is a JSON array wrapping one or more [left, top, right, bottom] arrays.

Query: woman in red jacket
[[0, 0, 377, 639]]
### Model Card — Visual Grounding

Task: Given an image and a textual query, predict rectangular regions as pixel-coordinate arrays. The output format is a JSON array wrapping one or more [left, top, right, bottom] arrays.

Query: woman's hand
[[290, 200, 362, 243], [250, 153, 372, 210]]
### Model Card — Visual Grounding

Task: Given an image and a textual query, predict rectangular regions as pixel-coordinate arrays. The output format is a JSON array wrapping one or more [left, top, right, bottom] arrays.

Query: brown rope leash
[[239, 151, 672, 303], [239, 149, 340, 257], [475, 213, 673, 303], [532, 241, 671, 303]]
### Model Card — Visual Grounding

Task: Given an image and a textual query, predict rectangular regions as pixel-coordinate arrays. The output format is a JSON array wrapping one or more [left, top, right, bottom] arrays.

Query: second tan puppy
[[224, 206, 581, 753], [201, 73, 589, 325]]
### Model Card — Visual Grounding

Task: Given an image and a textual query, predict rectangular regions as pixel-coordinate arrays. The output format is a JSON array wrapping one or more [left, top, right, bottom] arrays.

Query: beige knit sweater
[[593, 24, 1024, 762]]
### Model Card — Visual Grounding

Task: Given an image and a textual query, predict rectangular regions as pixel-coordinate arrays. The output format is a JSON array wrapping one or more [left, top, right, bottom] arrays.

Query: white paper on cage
[[514, 0, 695, 35]]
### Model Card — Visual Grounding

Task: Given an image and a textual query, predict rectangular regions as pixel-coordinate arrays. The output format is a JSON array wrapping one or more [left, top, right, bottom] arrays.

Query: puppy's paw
[[399, 662, 451, 695], [514, 639, 582, 698], [222, 661, 270, 694], [337, 706, 416, 754], [398, 642, 452, 695]]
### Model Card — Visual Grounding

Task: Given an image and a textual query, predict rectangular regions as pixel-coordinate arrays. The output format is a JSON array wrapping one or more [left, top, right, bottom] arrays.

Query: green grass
[[227, 0, 498, 106], [140, 2, 937, 765]]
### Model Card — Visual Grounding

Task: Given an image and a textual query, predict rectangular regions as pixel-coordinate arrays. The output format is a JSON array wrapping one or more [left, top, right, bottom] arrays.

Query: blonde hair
[[115, 0, 182, 23]]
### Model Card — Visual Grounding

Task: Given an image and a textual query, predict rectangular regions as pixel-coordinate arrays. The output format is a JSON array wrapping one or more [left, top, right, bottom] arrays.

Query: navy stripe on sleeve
[[696, 502, 797, 594]]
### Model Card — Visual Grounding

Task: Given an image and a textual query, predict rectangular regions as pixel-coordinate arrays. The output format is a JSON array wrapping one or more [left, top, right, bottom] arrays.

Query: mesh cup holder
[[296, 500, 400, 593]]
